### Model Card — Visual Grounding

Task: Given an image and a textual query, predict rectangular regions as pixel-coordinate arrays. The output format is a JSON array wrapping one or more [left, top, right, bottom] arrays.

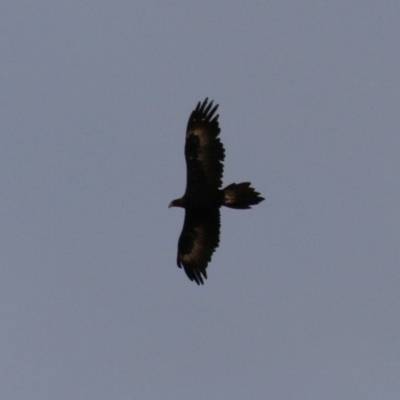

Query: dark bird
[[169, 99, 264, 284]]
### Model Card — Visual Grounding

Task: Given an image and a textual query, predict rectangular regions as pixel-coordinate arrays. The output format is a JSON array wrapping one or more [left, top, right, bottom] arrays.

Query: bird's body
[[169, 99, 264, 284]]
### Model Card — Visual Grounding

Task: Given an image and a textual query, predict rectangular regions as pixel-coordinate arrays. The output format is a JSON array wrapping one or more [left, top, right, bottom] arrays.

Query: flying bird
[[169, 99, 264, 284]]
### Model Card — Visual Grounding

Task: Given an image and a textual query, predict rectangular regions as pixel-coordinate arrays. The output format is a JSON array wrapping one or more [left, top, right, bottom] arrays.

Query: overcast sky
[[2, 1, 400, 399]]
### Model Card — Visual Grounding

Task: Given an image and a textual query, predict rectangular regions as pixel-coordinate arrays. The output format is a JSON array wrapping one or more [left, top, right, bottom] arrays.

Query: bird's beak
[[168, 202, 173, 208]]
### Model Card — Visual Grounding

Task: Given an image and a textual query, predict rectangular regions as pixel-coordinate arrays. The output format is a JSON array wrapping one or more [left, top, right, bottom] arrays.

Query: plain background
[[2, 1, 400, 399]]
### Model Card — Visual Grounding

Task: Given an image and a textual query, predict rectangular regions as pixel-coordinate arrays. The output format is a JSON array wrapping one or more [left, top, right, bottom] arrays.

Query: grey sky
[[2, 1, 400, 399]]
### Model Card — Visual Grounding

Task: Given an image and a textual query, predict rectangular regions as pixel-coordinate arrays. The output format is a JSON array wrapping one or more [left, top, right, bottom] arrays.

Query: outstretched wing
[[177, 208, 220, 285], [185, 98, 225, 190]]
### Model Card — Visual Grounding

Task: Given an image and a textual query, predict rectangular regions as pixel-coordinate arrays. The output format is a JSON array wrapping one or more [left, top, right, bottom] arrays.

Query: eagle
[[169, 99, 264, 284]]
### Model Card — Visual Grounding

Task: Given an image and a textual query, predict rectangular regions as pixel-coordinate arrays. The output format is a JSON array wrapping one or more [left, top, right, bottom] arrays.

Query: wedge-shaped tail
[[222, 182, 264, 209]]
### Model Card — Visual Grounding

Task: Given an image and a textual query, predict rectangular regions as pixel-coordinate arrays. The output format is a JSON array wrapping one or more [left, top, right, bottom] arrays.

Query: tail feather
[[222, 182, 264, 209]]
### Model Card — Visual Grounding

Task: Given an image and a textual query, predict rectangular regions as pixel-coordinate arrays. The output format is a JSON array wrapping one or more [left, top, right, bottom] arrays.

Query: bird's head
[[169, 198, 185, 208]]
